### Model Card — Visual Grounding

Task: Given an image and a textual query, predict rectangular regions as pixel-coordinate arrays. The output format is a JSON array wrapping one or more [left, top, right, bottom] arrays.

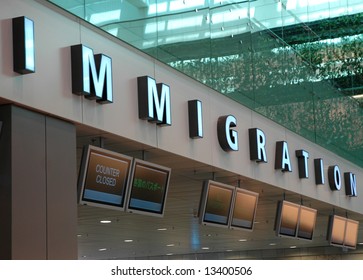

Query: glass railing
[[48, 0, 363, 168]]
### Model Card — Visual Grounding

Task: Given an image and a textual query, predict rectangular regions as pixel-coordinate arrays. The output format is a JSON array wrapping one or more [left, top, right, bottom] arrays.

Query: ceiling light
[[238, 239, 247, 242], [157, 228, 168, 231], [290, 246, 297, 249], [352, 94, 363, 99], [98, 248, 107, 251], [269, 243, 276, 246], [358, 242, 363, 245], [226, 249, 233, 252], [202, 247, 210, 250], [166, 244, 175, 247], [77, 234, 82, 237], [166, 253, 174, 256], [100, 220, 111, 224], [124, 239, 133, 243]]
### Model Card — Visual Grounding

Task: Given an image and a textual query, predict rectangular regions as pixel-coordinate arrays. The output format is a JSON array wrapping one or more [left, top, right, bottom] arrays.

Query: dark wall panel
[[0, 105, 77, 259], [46, 117, 77, 259], [11, 106, 47, 259]]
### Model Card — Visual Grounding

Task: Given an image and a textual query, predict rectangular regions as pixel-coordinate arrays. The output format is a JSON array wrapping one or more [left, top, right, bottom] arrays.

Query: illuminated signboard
[[230, 188, 259, 231], [328, 215, 359, 249], [275, 200, 317, 240], [126, 159, 171, 217], [78, 145, 133, 210], [12, 16, 35, 74], [199, 180, 235, 228]]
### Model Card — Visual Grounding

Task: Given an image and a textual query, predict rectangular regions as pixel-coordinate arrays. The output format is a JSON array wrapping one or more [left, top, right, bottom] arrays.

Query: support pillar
[[0, 105, 77, 259]]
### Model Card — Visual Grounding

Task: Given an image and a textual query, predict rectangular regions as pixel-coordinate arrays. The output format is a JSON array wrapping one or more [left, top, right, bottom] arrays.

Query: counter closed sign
[[82, 148, 132, 208]]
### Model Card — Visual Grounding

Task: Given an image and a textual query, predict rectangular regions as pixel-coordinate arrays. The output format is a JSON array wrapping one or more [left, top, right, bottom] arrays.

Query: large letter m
[[137, 76, 171, 126], [71, 44, 113, 104]]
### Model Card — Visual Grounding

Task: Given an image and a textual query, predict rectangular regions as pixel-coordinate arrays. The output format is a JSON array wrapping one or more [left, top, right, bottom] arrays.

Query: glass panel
[[160, 5, 212, 85], [51, 0, 85, 19], [210, 1, 253, 106]]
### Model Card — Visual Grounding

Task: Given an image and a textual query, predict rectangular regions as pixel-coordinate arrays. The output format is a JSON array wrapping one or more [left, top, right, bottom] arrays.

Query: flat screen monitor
[[78, 145, 133, 211], [230, 188, 259, 231], [276, 200, 300, 238], [328, 215, 359, 249], [275, 200, 318, 240], [328, 215, 346, 247], [126, 159, 171, 217], [199, 180, 234, 228], [297, 206, 317, 240], [344, 219, 359, 249]]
